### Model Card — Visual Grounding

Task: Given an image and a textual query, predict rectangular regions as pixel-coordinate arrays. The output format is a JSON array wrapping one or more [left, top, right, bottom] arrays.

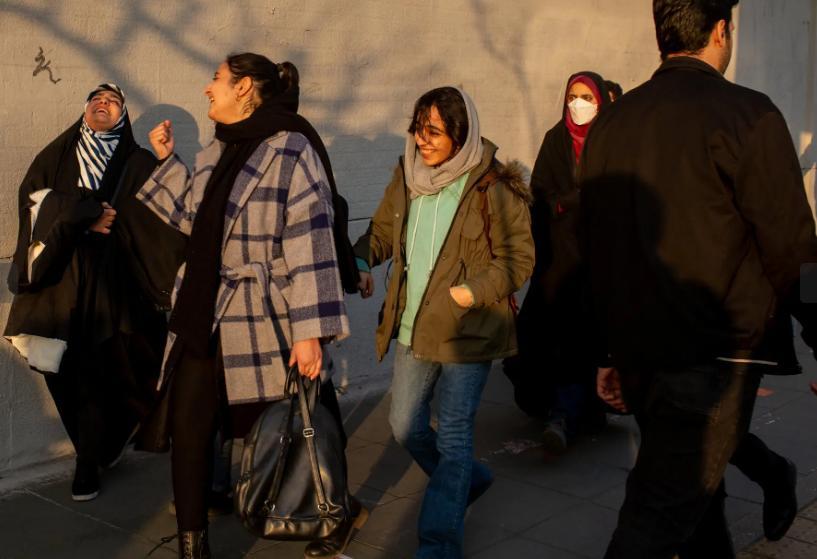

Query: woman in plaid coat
[[139, 53, 354, 558]]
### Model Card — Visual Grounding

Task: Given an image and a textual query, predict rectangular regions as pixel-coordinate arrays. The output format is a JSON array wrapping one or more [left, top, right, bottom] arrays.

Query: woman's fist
[[89, 202, 116, 234], [149, 120, 175, 160]]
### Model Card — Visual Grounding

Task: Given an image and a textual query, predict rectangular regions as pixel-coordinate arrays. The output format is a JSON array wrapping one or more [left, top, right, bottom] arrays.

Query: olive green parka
[[354, 139, 534, 363]]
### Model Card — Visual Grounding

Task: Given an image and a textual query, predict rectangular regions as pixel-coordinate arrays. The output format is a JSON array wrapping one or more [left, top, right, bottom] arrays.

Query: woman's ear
[[235, 75, 254, 99]]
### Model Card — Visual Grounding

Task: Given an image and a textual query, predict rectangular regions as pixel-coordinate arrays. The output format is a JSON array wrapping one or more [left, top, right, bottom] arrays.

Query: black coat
[[5, 117, 185, 344], [519, 72, 610, 375], [4, 115, 187, 460], [580, 57, 817, 373]]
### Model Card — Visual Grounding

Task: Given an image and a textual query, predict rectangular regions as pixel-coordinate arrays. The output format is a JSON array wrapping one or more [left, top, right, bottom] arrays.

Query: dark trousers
[[46, 335, 142, 468], [169, 343, 348, 532], [731, 432, 787, 487], [46, 370, 105, 467], [604, 361, 762, 559]]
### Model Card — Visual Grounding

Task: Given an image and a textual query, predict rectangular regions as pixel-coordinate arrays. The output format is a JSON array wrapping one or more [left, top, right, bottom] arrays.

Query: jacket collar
[[653, 56, 725, 80], [463, 138, 498, 190]]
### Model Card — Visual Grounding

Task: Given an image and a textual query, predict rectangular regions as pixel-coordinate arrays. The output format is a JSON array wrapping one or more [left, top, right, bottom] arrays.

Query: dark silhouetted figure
[[580, 1, 817, 557]]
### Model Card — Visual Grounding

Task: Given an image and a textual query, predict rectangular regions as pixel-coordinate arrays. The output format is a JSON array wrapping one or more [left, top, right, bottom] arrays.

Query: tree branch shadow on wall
[[0, 3, 480, 555], [1, 1, 221, 108], [469, 0, 539, 155]]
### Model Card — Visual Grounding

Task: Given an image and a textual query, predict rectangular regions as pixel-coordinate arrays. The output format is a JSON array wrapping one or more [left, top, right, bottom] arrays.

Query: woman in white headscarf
[[4, 84, 178, 502], [354, 86, 534, 558]]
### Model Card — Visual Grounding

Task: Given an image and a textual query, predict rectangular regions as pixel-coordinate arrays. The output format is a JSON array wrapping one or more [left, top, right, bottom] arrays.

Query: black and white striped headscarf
[[76, 83, 127, 191]]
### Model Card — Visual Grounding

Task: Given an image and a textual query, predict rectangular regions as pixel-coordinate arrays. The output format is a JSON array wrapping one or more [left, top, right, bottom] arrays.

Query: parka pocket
[[461, 210, 484, 240], [458, 209, 491, 268], [450, 258, 466, 287]]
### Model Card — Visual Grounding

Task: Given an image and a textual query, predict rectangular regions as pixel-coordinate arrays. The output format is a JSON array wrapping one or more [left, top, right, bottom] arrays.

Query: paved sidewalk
[[2, 357, 817, 558], [2, 276, 817, 559], [740, 500, 817, 559]]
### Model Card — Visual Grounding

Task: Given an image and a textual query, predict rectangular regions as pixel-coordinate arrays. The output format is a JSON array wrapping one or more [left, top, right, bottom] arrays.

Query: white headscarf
[[404, 87, 484, 198]]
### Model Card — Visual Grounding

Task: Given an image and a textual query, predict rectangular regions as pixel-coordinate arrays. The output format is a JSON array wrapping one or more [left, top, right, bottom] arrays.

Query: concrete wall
[[733, 1, 817, 211], [0, 0, 814, 476]]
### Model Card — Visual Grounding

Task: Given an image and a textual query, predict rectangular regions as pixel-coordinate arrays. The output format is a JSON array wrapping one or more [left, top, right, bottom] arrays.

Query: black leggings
[[169, 345, 347, 532]]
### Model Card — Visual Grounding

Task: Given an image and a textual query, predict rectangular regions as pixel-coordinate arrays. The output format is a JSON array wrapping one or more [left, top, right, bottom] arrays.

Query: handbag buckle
[[303, 428, 315, 438]]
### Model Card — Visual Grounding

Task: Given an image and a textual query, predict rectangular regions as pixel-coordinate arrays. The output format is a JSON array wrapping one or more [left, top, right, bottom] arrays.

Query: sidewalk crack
[[23, 489, 129, 533]]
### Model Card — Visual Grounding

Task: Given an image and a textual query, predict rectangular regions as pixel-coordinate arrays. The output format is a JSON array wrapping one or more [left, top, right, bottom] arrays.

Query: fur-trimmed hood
[[492, 159, 533, 205]]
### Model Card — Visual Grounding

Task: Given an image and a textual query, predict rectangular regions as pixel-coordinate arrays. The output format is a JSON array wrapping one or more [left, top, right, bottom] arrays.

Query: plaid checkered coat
[[137, 131, 350, 404]]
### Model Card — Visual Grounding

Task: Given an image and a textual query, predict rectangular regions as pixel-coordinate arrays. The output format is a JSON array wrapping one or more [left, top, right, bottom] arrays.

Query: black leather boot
[[763, 458, 798, 541], [303, 498, 369, 558], [178, 529, 212, 559]]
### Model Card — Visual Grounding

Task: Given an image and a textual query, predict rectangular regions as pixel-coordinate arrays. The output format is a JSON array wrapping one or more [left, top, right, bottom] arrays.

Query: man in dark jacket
[[580, 1, 817, 557]]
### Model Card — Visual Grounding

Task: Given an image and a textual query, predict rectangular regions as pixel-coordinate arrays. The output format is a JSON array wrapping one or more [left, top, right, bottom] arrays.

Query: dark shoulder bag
[[236, 367, 350, 540]]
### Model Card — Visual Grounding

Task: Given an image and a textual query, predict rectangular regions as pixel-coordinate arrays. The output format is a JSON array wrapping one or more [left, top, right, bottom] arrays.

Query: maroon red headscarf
[[563, 72, 608, 164]]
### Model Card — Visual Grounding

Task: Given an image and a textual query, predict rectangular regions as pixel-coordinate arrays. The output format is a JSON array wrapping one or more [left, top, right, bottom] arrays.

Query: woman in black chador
[[507, 72, 611, 453], [4, 84, 181, 502]]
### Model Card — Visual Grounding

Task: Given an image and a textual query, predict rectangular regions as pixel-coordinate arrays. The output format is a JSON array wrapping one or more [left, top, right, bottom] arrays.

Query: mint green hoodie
[[397, 173, 470, 346]]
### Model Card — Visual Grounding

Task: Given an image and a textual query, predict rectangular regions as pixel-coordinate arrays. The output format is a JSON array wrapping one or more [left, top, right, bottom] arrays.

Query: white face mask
[[567, 98, 598, 125]]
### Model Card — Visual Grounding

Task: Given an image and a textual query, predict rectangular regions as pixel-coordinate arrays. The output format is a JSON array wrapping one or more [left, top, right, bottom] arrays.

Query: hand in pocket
[[449, 285, 474, 309]]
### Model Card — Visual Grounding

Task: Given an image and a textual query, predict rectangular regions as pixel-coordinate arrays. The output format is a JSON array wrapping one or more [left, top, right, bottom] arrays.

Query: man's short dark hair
[[653, 0, 739, 60]]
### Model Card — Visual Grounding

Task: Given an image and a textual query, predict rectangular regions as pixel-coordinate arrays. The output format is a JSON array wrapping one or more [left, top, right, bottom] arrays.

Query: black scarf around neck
[[168, 88, 339, 356]]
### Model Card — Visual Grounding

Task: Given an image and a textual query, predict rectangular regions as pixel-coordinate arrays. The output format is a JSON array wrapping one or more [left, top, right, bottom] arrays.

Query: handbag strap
[[262, 384, 298, 511], [294, 371, 331, 515]]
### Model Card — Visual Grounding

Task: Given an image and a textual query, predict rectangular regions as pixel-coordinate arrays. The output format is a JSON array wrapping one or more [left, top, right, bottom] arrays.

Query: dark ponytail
[[276, 61, 299, 93], [225, 52, 299, 106]]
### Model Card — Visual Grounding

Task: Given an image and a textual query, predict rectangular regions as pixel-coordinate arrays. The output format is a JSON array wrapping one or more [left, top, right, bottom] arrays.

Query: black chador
[[4, 84, 185, 499]]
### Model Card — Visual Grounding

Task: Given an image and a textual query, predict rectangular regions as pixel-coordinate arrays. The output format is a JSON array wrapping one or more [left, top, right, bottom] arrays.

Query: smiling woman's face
[[204, 61, 248, 124], [84, 91, 123, 132], [414, 105, 456, 167]]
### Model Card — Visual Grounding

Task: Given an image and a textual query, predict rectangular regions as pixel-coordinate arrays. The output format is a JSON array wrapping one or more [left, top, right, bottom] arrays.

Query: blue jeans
[[389, 343, 493, 559]]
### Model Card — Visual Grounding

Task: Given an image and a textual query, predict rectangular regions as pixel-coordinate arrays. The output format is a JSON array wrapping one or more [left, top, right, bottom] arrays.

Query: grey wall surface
[[733, 1, 817, 207], [0, 0, 815, 476]]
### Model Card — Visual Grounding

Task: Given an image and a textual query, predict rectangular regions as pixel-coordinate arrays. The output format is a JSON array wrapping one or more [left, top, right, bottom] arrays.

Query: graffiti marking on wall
[[33, 47, 61, 84]]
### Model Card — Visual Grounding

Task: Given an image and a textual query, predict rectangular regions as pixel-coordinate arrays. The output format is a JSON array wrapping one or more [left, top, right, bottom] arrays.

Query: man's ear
[[713, 19, 728, 48]]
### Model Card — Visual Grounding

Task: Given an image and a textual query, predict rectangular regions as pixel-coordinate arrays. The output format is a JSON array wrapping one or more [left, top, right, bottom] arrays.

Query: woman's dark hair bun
[[276, 61, 299, 92], [226, 53, 299, 105]]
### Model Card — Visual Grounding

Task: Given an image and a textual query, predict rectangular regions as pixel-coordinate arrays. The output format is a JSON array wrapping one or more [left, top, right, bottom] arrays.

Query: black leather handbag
[[235, 367, 350, 540]]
